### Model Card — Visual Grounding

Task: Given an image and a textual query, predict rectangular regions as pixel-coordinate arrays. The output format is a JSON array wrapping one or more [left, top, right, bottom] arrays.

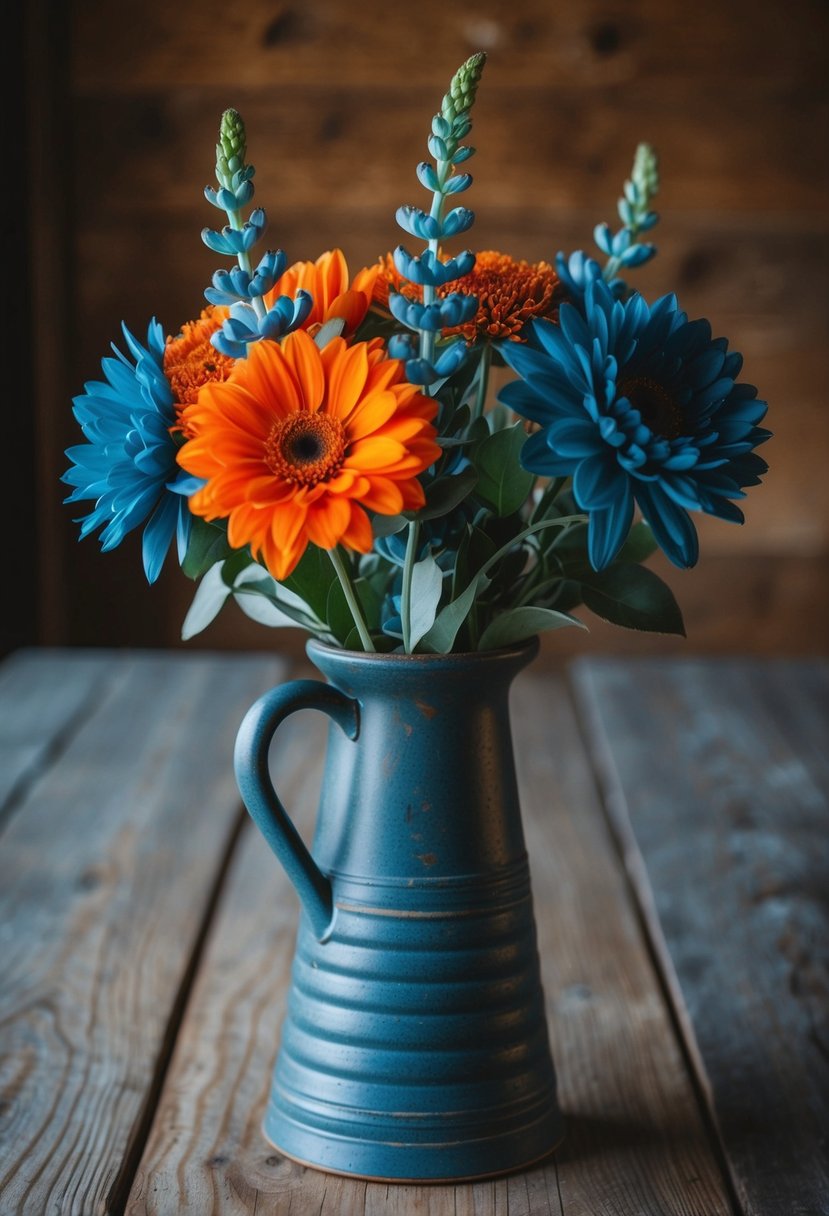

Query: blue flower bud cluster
[[594, 143, 660, 286], [556, 144, 660, 308], [390, 56, 485, 388], [200, 110, 312, 358], [212, 293, 314, 357]]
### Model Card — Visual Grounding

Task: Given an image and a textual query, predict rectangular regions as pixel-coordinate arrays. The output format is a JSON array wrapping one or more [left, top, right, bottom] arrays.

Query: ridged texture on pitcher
[[237, 639, 563, 1180]]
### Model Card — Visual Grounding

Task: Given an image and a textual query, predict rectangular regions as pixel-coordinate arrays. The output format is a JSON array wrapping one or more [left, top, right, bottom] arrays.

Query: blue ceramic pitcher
[[234, 637, 563, 1181]]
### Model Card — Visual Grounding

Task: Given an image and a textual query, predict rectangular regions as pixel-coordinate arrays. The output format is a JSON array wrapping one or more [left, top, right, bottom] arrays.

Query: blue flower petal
[[62, 320, 188, 582]]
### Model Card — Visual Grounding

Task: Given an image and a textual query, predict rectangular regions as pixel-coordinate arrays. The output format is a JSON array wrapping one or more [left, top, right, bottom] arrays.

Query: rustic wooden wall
[[28, 0, 829, 659]]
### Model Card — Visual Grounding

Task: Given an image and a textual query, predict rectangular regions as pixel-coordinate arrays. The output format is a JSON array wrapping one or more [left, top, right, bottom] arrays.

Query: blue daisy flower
[[63, 320, 201, 583], [498, 279, 770, 570]]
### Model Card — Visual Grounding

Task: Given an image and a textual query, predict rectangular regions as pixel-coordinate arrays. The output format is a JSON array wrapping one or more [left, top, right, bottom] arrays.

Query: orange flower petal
[[346, 436, 409, 470], [279, 330, 325, 412], [326, 341, 370, 420], [339, 503, 374, 553], [304, 495, 352, 550]]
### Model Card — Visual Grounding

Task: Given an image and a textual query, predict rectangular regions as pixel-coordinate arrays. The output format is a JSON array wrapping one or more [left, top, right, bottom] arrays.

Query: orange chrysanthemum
[[164, 307, 234, 434], [371, 251, 410, 310], [264, 249, 380, 338], [443, 251, 562, 342], [176, 330, 441, 580], [372, 249, 563, 342]]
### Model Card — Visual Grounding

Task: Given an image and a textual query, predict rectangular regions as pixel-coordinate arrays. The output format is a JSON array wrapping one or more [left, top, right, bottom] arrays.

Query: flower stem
[[400, 518, 421, 654], [328, 547, 375, 652], [472, 343, 491, 420]]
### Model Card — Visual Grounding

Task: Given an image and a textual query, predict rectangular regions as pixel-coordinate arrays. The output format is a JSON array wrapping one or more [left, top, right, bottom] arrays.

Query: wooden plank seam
[[567, 661, 745, 1216]]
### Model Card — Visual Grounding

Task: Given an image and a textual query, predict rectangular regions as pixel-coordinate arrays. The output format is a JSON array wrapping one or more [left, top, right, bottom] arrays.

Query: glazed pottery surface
[[234, 637, 563, 1181]]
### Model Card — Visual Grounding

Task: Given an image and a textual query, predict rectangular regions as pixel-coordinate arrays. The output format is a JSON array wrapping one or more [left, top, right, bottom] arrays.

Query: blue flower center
[[618, 375, 683, 440]]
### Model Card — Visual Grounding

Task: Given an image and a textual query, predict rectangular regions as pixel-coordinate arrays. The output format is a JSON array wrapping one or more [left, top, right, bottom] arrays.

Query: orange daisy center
[[264, 413, 347, 487]]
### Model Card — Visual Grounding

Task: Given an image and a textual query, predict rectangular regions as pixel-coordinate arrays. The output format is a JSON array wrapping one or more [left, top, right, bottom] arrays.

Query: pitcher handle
[[234, 679, 359, 941]]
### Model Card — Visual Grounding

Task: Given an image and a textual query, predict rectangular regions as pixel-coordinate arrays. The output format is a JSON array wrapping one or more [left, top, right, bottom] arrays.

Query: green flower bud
[[632, 143, 659, 206], [216, 109, 248, 188], [441, 52, 487, 125]]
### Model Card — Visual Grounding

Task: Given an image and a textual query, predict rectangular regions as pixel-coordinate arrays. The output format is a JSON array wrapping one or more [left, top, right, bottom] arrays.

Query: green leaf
[[472, 423, 535, 516], [220, 546, 255, 587], [617, 520, 658, 564], [181, 518, 234, 580], [325, 578, 354, 645], [181, 563, 231, 639], [233, 590, 301, 629], [283, 545, 337, 623], [421, 570, 490, 654], [409, 555, 445, 649], [579, 563, 686, 635], [478, 606, 586, 650], [372, 513, 408, 538], [232, 568, 325, 633], [354, 576, 382, 633], [417, 466, 478, 521]]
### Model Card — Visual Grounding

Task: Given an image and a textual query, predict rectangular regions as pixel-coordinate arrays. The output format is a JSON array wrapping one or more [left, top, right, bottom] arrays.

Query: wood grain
[[71, 0, 828, 90], [0, 650, 111, 826], [0, 653, 284, 1216], [28, 0, 826, 651], [126, 669, 731, 1214], [572, 658, 829, 1216]]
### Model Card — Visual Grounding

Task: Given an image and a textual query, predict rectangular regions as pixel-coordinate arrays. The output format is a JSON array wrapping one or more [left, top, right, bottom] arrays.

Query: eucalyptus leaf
[[408, 555, 445, 649], [477, 606, 586, 650], [420, 570, 490, 654], [472, 423, 535, 516], [234, 591, 300, 628], [579, 563, 686, 635], [232, 565, 326, 632], [221, 546, 256, 587], [181, 562, 231, 639], [372, 513, 408, 538]]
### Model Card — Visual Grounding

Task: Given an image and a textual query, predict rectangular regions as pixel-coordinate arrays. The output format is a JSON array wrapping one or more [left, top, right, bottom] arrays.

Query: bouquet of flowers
[[64, 54, 770, 654]]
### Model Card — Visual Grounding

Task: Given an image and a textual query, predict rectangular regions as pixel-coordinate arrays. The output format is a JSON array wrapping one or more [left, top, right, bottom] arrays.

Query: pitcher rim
[[306, 636, 540, 665]]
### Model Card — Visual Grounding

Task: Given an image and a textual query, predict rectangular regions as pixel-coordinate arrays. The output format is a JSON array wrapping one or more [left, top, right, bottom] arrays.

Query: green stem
[[328, 548, 375, 652], [400, 519, 421, 654], [472, 344, 491, 420]]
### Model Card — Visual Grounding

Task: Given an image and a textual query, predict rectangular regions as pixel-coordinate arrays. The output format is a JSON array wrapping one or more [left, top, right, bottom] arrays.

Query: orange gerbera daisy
[[372, 250, 563, 342], [264, 249, 380, 338], [176, 330, 441, 580], [163, 307, 234, 433]]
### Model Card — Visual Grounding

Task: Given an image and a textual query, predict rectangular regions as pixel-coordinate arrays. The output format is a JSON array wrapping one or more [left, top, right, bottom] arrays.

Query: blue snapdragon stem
[[400, 53, 486, 653], [215, 110, 267, 323], [328, 547, 375, 653]]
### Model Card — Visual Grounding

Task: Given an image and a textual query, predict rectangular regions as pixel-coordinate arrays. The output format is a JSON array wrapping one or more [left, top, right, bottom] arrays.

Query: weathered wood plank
[[71, 86, 829, 220], [71, 0, 828, 90], [0, 650, 111, 826], [0, 652, 285, 1216], [571, 658, 829, 1216], [127, 671, 730, 1214]]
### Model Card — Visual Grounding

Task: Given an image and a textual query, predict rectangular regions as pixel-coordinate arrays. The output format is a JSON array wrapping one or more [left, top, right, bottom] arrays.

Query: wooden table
[[1, 649, 827, 1215]]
